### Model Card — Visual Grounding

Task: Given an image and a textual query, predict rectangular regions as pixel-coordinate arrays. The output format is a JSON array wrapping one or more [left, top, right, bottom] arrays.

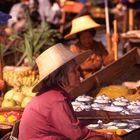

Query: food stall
[[70, 47, 140, 136]]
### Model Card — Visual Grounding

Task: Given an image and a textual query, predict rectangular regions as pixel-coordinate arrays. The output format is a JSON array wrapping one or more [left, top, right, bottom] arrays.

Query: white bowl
[[116, 123, 128, 128], [86, 124, 99, 129], [113, 101, 128, 107], [103, 106, 123, 112]]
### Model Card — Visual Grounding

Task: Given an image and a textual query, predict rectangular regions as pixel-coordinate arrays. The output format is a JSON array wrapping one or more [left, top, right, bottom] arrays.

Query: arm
[[51, 99, 109, 140], [99, 43, 114, 66]]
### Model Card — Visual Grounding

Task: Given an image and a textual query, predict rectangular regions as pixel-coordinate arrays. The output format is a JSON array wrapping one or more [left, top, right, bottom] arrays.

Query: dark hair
[[77, 29, 96, 38], [38, 62, 70, 94]]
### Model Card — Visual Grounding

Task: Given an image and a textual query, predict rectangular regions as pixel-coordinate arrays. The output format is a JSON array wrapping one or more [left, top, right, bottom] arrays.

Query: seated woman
[[18, 43, 120, 140], [64, 15, 115, 79]]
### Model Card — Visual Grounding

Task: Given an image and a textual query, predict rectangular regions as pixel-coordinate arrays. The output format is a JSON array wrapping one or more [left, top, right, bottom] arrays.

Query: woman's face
[[79, 30, 94, 49], [67, 60, 80, 90]]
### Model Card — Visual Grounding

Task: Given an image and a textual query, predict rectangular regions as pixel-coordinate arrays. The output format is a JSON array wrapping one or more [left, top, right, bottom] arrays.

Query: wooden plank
[[0, 108, 23, 112], [77, 115, 140, 121], [93, 48, 137, 86], [76, 110, 140, 121]]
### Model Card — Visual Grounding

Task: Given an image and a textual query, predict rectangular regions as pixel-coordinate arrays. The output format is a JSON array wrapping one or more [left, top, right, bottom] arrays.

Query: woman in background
[[65, 15, 115, 79]]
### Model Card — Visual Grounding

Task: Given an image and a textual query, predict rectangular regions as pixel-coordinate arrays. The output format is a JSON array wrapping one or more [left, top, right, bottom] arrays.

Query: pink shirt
[[19, 87, 106, 140]]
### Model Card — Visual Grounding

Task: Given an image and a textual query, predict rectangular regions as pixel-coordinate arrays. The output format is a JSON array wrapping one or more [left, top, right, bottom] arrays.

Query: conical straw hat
[[64, 15, 102, 39], [32, 43, 92, 92]]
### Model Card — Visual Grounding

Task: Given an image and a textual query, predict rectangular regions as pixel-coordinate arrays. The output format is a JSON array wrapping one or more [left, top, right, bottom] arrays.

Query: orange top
[[63, 1, 84, 13]]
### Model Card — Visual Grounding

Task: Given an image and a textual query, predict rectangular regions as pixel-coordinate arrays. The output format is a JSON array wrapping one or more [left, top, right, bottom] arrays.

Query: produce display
[[1, 86, 36, 108], [96, 85, 140, 100], [0, 111, 22, 123], [3, 66, 39, 87]]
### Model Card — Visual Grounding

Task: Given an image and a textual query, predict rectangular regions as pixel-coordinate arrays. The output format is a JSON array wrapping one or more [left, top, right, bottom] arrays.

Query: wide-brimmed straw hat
[[32, 43, 92, 92], [64, 15, 102, 39]]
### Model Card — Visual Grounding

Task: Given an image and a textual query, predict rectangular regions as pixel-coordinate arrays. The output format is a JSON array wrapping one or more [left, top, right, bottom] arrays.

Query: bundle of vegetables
[[3, 66, 39, 87]]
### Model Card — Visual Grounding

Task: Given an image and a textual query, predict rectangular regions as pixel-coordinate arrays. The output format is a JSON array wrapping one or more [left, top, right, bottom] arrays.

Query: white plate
[[113, 101, 127, 107], [76, 96, 93, 102], [107, 126, 119, 129], [103, 106, 123, 112], [86, 124, 99, 129], [103, 122, 117, 128], [127, 105, 139, 110], [73, 106, 83, 112], [116, 123, 128, 128], [129, 124, 140, 129], [91, 103, 102, 108], [94, 99, 110, 104], [131, 108, 140, 114]]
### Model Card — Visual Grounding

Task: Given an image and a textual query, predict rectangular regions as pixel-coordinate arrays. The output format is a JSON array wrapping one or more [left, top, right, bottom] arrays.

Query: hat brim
[[65, 24, 103, 40], [32, 50, 92, 93]]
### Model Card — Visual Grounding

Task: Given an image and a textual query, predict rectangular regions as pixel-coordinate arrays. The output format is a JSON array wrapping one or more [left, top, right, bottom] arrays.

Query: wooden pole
[[105, 0, 112, 53], [59, 10, 66, 33], [0, 46, 3, 80], [129, 8, 134, 31], [0, 60, 2, 79], [0, 55, 4, 97], [59, 0, 66, 34], [113, 20, 118, 61]]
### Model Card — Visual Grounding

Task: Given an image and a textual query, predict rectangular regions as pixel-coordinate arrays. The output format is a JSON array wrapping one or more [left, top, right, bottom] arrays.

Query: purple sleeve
[[50, 99, 108, 140]]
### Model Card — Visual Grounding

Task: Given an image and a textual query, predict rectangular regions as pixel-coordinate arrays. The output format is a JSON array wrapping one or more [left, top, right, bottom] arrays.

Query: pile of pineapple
[[3, 66, 39, 87], [0, 66, 39, 110]]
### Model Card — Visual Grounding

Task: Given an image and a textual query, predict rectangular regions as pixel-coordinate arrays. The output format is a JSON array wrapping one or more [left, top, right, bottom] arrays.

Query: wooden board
[[76, 110, 140, 121], [70, 48, 140, 97]]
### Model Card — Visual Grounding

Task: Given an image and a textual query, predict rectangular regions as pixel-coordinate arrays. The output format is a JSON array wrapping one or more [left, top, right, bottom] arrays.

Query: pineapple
[[3, 66, 39, 87]]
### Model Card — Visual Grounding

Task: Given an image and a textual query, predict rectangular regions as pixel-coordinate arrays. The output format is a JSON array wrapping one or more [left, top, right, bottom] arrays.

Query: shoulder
[[28, 89, 67, 111], [38, 89, 67, 102]]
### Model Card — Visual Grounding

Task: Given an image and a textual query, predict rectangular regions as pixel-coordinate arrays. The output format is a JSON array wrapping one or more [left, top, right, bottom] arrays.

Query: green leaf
[[24, 36, 33, 66]]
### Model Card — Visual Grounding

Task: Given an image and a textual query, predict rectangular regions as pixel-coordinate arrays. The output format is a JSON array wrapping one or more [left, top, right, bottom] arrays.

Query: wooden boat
[[71, 47, 140, 97]]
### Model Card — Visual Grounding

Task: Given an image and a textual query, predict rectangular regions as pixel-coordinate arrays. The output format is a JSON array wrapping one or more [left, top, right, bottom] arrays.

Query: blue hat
[[0, 11, 11, 26]]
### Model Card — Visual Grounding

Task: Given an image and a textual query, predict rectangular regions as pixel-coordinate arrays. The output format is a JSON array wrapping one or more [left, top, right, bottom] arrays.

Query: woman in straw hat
[[18, 43, 121, 140], [65, 15, 115, 79]]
